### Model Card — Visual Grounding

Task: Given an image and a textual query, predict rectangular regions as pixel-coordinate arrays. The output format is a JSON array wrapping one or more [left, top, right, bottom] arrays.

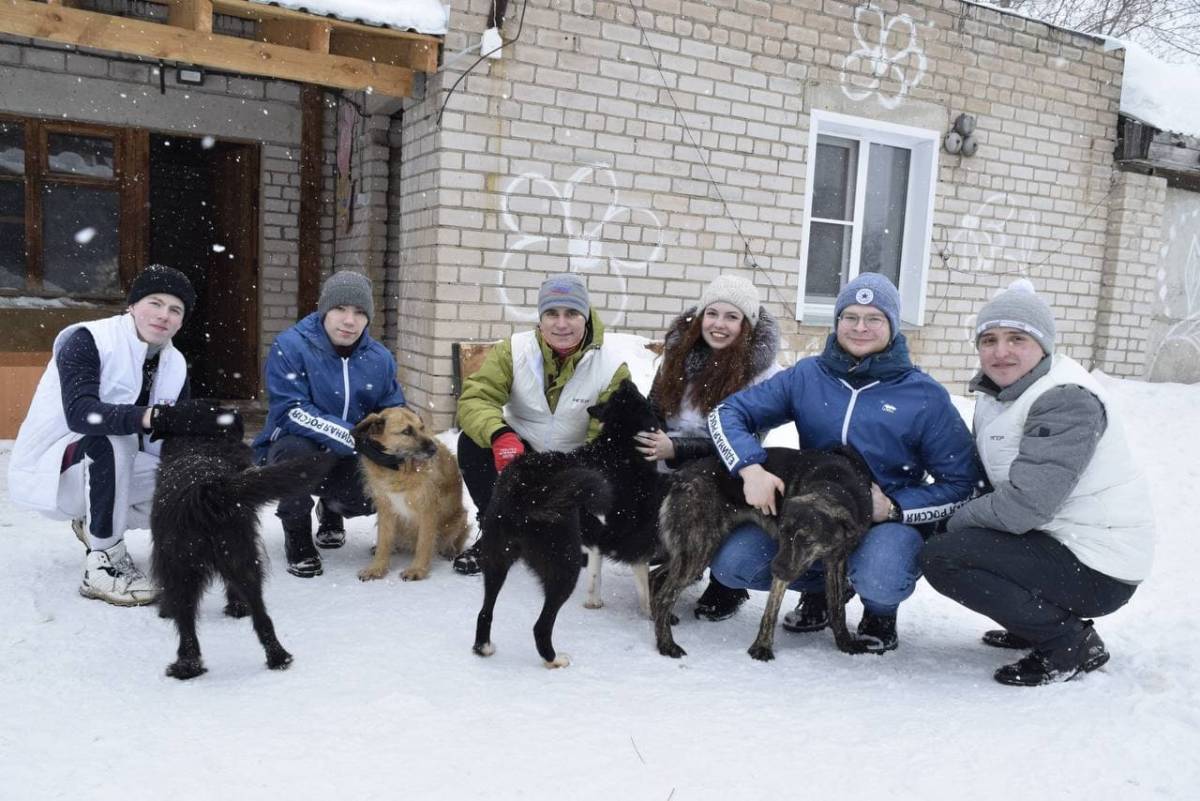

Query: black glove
[[149, 401, 242, 441]]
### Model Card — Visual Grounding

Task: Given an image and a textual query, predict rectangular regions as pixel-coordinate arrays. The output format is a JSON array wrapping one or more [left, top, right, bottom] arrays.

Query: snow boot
[[982, 629, 1034, 650], [857, 610, 898, 653], [994, 623, 1109, 686], [284, 520, 322, 578], [453, 542, 482, 576], [693, 577, 749, 621], [314, 500, 346, 550]]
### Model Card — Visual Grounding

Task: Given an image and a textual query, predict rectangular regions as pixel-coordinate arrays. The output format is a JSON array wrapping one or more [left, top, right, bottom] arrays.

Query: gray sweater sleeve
[[947, 385, 1107, 534]]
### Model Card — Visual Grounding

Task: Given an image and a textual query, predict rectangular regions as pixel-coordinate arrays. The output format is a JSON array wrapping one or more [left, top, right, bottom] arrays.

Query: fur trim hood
[[663, 305, 780, 380]]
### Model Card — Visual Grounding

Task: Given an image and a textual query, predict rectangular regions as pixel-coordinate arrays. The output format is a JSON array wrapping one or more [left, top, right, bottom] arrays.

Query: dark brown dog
[[652, 446, 874, 661]]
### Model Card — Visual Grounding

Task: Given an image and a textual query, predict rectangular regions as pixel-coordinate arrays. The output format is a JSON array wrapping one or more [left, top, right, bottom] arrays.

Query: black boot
[[994, 624, 1109, 686], [782, 592, 830, 633], [284, 520, 322, 578], [314, 500, 346, 549], [857, 610, 898, 653], [693, 577, 749, 621], [453, 542, 482, 576]]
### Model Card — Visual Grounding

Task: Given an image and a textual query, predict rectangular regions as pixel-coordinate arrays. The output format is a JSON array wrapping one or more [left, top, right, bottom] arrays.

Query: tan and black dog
[[352, 407, 470, 582]]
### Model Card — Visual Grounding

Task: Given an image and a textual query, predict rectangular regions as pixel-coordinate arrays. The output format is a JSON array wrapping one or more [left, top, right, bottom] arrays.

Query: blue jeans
[[709, 521, 925, 616]]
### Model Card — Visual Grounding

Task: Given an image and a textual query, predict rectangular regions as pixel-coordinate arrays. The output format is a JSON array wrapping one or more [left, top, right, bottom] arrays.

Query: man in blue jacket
[[707, 273, 983, 651], [253, 271, 406, 577]]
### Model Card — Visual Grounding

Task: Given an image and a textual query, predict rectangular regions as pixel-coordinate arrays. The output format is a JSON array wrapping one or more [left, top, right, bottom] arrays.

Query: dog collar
[[356, 437, 405, 470]]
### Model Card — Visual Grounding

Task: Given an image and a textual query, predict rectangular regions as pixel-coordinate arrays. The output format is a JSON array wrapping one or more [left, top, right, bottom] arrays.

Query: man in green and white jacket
[[452, 273, 630, 575]]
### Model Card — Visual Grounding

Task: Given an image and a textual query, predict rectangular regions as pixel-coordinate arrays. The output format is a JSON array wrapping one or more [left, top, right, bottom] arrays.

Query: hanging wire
[[435, 0, 529, 128]]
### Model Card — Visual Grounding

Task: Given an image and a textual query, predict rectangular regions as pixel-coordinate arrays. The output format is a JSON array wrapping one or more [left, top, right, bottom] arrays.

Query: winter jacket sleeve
[[456, 338, 515, 448], [263, 334, 356, 455], [708, 367, 800, 474], [888, 383, 984, 525], [948, 385, 1105, 534], [56, 328, 148, 436]]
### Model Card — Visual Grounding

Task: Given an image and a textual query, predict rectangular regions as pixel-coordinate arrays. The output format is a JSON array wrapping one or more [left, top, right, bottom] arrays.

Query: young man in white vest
[[452, 273, 631, 574], [8, 265, 231, 606], [922, 279, 1155, 686]]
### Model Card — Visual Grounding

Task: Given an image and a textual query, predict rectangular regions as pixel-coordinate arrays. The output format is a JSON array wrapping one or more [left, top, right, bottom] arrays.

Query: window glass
[[860, 143, 910, 286], [0, 121, 23, 176], [811, 136, 857, 221], [0, 181, 25, 289], [47, 132, 115, 179], [41, 184, 120, 294], [805, 221, 852, 300]]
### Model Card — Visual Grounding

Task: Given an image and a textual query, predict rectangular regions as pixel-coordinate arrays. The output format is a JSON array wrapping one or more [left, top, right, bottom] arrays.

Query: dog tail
[[224, 453, 339, 509]]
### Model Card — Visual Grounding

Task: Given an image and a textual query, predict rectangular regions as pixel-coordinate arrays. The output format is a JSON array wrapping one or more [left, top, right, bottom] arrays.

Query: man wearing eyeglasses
[[708, 272, 983, 653]]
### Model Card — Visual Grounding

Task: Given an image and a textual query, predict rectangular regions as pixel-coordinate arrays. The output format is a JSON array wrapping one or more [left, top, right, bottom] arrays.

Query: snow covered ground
[[1, 344, 1198, 800]]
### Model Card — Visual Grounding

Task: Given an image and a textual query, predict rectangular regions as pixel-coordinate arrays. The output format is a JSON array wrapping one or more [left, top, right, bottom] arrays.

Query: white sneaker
[[79, 541, 160, 606]]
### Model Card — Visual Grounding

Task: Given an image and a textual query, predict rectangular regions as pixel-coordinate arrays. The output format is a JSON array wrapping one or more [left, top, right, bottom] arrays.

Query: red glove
[[492, 432, 525, 473]]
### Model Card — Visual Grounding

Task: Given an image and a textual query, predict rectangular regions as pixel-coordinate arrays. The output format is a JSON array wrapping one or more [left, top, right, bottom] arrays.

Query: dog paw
[[543, 654, 571, 669], [166, 659, 207, 680], [657, 642, 687, 659], [583, 598, 604, 610], [357, 566, 387, 581], [473, 642, 495, 657], [266, 650, 294, 670], [747, 644, 776, 662], [400, 567, 429, 581]]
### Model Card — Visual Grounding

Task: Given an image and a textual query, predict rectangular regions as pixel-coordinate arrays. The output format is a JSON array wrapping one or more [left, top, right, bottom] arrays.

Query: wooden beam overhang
[[0, 0, 442, 97]]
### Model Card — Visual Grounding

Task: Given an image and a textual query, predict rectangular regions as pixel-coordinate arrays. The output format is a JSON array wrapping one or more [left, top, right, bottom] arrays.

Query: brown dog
[[352, 407, 470, 581]]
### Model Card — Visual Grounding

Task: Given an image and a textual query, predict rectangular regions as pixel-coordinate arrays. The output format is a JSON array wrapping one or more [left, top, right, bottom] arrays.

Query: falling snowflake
[[74, 227, 96, 245], [212, 244, 226, 253], [217, 413, 237, 427], [201, 136, 216, 149], [86, 412, 103, 425]]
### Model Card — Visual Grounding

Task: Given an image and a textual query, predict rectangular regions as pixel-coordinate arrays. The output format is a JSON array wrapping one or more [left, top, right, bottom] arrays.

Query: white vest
[[7, 314, 187, 516], [503, 330, 622, 452], [973, 355, 1154, 582]]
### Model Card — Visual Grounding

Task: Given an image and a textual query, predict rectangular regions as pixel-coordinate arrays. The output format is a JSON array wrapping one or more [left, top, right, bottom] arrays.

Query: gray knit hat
[[318, 271, 374, 321], [697, 275, 760, 328], [835, 272, 901, 341], [538, 273, 590, 317], [975, 278, 1056, 356]]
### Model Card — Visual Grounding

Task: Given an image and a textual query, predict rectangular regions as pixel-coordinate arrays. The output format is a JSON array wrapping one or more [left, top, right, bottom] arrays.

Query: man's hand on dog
[[149, 401, 240, 440], [492, 431, 525, 472], [739, 463, 785, 516], [635, 429, 674, 461]]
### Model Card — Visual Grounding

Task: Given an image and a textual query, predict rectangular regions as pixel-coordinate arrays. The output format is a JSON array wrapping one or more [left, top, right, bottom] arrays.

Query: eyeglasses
[[838, 313, 888, 330]]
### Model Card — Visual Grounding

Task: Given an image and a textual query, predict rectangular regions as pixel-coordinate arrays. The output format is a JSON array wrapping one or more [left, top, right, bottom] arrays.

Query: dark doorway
[[149, 135, 259, 399]]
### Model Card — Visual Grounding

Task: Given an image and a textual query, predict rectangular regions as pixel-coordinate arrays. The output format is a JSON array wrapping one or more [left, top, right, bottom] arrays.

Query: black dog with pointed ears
[[472, 379, 665, 668]]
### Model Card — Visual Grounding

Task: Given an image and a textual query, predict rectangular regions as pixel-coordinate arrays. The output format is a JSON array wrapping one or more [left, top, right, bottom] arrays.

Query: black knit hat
[[126, 264, 196, 320]]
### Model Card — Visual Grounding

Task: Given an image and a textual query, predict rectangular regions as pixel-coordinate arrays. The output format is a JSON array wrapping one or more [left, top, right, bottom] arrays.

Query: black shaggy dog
[[652, 445, 874, 661], [151, 402, 334, 680], [472, 379, 664, 668]]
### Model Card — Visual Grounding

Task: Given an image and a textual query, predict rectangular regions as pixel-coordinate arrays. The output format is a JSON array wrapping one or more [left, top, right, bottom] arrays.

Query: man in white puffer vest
[[8, 265, 232, 606], [922, 279, 1155, 686]]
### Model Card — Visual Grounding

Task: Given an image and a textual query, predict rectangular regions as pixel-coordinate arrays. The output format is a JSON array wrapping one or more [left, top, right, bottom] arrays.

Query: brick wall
[[390, 0, 1137, 427]]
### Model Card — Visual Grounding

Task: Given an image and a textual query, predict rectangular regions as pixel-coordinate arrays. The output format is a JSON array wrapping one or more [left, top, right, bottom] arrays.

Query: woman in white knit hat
[[636, 274, 783, 620], [922, 279, 1155, 686]]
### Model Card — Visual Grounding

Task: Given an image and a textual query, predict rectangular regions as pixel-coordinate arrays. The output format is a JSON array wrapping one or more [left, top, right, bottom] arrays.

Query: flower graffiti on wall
[[840, 4, 930, 109], [497, 163, 664, 325], [946, 193, 1029, 276]]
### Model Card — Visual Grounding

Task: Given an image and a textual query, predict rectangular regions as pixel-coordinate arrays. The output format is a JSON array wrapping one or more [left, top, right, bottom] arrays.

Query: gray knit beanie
[[318, 271, 374, 321], [834, 272, 901, 341], [975, 278, 1056, 355], [697, 275, 761, 328], [537, 273, 590, 317]]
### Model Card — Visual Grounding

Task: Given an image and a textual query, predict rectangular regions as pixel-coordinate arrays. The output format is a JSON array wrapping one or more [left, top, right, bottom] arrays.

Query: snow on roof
[[248, 0, 449, 35], [1116, 40, 1200, 139]]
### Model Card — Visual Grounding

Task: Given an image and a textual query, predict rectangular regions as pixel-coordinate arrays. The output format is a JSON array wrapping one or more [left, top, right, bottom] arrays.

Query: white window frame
[[796, 109, 940, 326]]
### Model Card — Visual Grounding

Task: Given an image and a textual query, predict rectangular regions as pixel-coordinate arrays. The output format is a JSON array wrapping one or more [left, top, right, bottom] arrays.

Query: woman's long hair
[[653, 313, 754, 419]]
